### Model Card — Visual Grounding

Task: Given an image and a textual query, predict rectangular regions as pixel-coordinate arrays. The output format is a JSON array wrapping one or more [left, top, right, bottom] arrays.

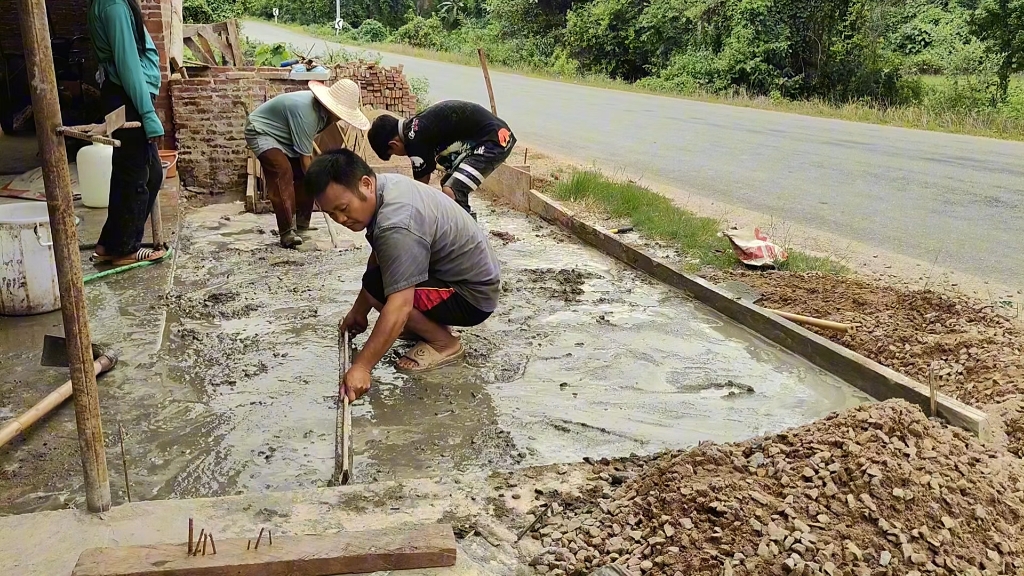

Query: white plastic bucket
[[0, 202, 60, 316], [77, 142, 113, 208]]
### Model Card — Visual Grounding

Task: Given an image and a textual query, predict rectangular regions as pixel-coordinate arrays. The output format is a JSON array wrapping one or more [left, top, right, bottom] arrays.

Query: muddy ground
[[0, 193, 866, 514]]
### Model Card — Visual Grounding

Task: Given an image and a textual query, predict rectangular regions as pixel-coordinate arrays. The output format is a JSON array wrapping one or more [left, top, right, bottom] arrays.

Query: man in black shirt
[[367, 100, 516, 218]]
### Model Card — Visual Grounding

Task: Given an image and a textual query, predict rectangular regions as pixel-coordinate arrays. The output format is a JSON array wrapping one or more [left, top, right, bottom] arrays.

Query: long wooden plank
[[182, 37, 215, 66], [226, 19, 244, 66], [72, 523, 457, 576], [525, 189, 990, 438]]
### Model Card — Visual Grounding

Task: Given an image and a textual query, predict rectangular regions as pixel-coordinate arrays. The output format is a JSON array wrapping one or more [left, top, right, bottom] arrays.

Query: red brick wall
[[140, 0, 174, 147], [170, 64, 417, 194]]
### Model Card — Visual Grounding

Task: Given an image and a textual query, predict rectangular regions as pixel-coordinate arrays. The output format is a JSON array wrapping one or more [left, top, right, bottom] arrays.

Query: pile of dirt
[[713, 271, 1024, 409], [522, 400, 1024, 576]]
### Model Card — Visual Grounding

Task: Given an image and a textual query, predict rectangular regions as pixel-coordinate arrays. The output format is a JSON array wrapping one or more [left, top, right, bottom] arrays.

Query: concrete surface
[[242, 20, 1024, 288], [1, 190, 867, 516], [0, 462, 578, 576]]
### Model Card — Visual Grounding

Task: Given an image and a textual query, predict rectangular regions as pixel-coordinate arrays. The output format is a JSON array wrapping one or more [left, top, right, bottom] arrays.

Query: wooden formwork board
[[71, 523, 457, 576]]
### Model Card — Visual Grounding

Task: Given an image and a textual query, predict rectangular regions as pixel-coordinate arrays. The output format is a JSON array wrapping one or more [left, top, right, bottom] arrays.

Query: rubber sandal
[[396, 341, 465, 373], [110, 247, 167, 266], [90, 252, 112, 264]]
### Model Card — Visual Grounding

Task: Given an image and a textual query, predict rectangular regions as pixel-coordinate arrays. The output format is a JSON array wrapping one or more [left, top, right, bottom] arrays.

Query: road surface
[[244, 20, 1024, 287]]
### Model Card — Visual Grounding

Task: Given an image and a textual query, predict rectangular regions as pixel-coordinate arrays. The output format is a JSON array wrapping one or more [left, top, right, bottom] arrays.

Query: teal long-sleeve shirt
[[88, 0, 164, 138]]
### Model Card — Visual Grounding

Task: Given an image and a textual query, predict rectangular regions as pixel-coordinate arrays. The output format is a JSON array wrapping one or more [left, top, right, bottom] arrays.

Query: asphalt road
[[244, 21, 1024, 287]]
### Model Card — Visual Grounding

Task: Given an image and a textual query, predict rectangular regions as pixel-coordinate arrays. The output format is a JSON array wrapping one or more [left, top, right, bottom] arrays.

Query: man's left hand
[[342, 364, 372, 402]]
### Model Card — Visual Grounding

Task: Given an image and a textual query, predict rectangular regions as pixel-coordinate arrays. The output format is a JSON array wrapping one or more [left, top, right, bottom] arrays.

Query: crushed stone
[[521, 400, 1024, 576]]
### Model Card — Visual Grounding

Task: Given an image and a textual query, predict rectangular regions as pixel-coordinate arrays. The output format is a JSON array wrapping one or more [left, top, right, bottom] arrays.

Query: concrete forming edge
[[516, 188, 988, 439]]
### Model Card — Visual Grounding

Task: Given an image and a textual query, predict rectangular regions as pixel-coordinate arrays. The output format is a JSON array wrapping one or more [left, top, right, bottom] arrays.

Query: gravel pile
[[523, 401, 1024, 576]]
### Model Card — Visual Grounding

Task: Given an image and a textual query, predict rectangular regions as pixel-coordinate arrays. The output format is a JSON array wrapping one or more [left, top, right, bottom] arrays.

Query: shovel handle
[[0, 354, 117, 448]]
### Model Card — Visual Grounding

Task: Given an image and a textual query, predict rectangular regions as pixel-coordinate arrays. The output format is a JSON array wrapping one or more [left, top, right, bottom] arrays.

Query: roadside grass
[[256, 20, 1024, 142], [549, 171, 849, 275]]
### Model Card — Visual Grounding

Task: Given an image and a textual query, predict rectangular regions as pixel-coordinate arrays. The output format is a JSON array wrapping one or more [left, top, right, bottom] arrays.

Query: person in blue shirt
[[87, 0, 166, 266]]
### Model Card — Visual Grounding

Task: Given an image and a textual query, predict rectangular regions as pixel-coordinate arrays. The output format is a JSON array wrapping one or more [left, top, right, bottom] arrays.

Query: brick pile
[[169, 63, 417, 195]]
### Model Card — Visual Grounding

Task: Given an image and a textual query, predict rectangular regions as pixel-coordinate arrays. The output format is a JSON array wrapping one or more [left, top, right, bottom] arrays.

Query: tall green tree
[[972, 0, 1024, 99]]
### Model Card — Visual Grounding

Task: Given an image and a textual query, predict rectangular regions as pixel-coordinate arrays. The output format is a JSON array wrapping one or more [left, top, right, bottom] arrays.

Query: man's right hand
[[340, 308, 369, 336]]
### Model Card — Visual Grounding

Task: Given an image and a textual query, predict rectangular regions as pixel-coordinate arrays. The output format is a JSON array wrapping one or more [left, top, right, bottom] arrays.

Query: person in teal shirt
[[87, 0, 167, 266]]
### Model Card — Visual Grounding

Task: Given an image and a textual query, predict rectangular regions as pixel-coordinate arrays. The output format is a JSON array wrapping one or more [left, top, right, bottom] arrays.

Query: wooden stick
[[201, 533, 208, 556], [0, 356, 115, 448], [929, 365, 937, 417], [477, 48, 497, 116], [255, 528, 265, 550], [516, 502, 552, 542], [332, 331, 353, 485], [150, 194, 164, 248], [523, 147, 528, 164], [118, 422, 131, 503], [268, 530, 272, 546], [188, 519, 194, 555], [17, 0, 111, 513], [764, 308, 857, 333], [209, 533, 217, 555]]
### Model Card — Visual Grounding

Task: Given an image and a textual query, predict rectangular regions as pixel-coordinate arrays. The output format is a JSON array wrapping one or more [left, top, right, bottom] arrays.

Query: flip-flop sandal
[[110, 247, 168, 267], [90, 252, 112, 264], [396, 341, 465, 373]]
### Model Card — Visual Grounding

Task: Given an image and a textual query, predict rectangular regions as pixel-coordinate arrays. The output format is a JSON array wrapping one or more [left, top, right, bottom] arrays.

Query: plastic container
[[77, 142, 113, 208], [158, 150, 178, 178], [0, 202, 60, 316]]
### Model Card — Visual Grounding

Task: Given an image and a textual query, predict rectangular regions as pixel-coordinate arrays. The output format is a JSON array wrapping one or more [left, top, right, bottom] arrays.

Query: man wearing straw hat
[[245, 79, 370, 248]]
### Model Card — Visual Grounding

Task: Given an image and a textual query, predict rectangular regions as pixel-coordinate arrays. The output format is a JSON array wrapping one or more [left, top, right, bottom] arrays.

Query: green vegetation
[[193, 0, 1024, 139], [550, 171, 847, 274]]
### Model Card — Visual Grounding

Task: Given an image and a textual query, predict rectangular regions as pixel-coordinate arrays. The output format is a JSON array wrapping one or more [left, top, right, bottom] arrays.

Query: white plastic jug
[[0, 202, 60, 316], [77, 142, 113, 208]]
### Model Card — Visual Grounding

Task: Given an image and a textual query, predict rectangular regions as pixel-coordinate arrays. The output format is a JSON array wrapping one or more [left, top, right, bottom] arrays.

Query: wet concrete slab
[[0, 194, 868, 515]]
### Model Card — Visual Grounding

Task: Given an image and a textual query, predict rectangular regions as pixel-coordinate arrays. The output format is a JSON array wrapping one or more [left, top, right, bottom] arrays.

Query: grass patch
[[254, 19, 1024, 142], [550, 171, 848, 275]]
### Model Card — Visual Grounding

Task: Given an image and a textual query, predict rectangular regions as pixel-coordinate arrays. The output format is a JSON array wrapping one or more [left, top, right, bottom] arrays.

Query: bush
[[355, 19, 390, 43], [392, 17, 449, 51]]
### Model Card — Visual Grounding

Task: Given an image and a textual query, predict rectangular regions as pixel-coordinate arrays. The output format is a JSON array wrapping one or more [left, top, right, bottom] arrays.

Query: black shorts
[[441, 132, 517, 213], [362, 267, 492, 327]]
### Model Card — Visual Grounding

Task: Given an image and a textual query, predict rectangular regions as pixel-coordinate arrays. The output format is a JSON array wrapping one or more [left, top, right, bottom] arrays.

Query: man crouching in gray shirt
[[305, 149, 501, 401]]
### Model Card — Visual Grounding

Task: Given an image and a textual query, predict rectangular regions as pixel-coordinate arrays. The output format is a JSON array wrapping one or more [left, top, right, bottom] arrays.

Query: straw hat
[[309, 79, 371, 131]]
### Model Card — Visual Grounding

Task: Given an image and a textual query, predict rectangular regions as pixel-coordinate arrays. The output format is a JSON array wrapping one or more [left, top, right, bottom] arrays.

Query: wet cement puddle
[[0, 197, 868, 513]]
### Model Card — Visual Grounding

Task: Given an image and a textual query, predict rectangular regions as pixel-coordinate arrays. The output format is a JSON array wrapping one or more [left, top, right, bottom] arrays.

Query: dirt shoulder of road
[[521, 147, 1024, 452]]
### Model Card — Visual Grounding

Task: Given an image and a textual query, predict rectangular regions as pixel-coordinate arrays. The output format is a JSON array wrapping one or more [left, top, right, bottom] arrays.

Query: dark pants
[[257, 148, 313, 235], [97, 81, 163, 256], [441, 131, 517, 215], [362, 267, 492, 327]]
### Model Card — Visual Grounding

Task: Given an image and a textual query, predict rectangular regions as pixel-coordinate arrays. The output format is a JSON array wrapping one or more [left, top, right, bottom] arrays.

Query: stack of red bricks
[[169, 64, 417, 195], [336, 62, 419, 116]]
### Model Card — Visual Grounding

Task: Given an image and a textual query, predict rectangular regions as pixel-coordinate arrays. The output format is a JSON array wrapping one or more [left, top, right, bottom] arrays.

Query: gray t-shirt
[[245, 91, 328, 158], [367, 173, 500, 312]]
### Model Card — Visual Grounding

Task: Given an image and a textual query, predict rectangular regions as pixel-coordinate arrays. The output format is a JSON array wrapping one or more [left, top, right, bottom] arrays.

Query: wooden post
[[477, 48, 497, 116], [17, 0, 111, 512]]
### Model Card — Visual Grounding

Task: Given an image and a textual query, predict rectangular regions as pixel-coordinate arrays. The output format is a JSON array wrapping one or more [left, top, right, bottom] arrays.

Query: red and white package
[[720, 227, 788, 268]]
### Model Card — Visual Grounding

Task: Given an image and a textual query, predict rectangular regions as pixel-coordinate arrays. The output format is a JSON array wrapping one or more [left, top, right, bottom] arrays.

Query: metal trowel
[[40, 334, 105, 367]]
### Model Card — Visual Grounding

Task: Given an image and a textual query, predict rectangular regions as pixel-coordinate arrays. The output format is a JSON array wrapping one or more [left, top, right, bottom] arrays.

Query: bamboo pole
[[17, 0, 111, 512], [477, 48, 497, 116], [764, 308, 857, 334], [0, 356, 116, 448]]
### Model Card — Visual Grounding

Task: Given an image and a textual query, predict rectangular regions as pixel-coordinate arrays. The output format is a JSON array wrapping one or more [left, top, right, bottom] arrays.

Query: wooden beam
[[71, 523, 457, 576], [183, 37, 215, 66], [477, 48, 497, 116], [226, 19, 244, 67], [196, 27, 232, 66], [17, 0, 111, 511]]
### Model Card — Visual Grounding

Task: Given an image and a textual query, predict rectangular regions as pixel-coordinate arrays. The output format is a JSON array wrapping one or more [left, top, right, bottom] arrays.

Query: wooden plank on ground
[[71, 523, 457, 576]]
